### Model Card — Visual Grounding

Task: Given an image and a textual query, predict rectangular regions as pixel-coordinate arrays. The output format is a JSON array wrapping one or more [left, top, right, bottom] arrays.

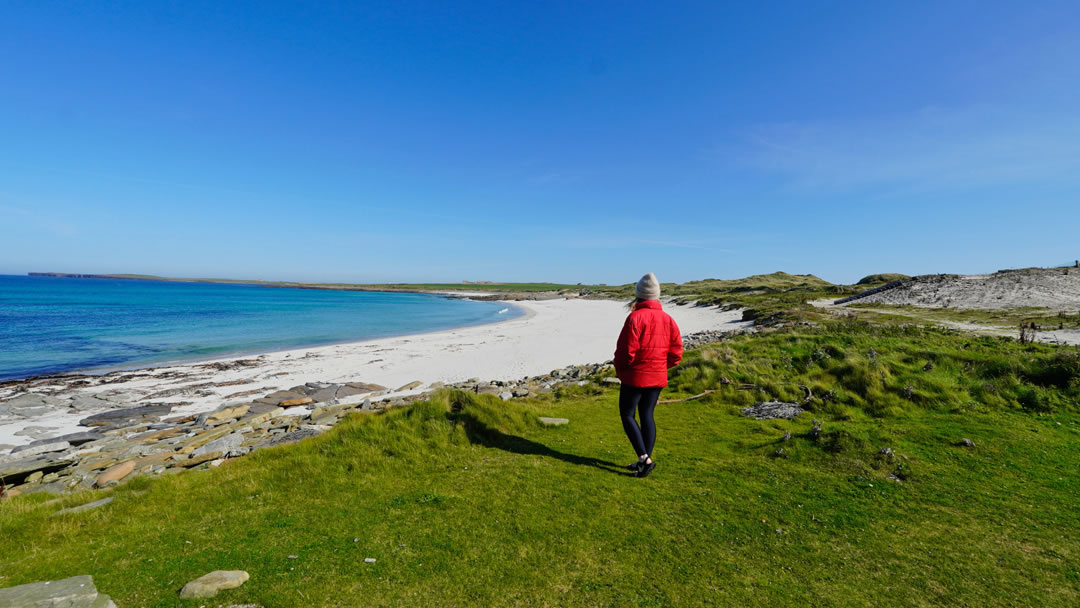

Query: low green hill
[[856, 273, 911, 285]]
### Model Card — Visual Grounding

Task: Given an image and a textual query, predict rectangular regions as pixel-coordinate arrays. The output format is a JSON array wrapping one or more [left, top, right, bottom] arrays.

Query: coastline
[[7, 298, 531, 383], [0, 297, 749, 450]]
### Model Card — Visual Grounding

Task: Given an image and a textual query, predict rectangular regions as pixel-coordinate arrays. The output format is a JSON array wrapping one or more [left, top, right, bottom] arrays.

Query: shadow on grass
[[454, 412, 631, 476]]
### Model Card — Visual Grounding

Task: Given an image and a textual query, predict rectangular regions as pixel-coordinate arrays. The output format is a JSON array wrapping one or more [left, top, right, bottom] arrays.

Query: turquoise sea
[[0, 275, 521, 382]]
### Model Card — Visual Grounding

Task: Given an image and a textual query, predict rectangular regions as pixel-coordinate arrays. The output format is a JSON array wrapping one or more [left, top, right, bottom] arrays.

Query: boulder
[[79, 405, 172, 428], [498, 392, 513, 401], [95, 461, 136, 487], [539, 417, 570, 426], [178, 570, 249, 599], [396, 381, 424, 391], [0, 575, 116, 607]]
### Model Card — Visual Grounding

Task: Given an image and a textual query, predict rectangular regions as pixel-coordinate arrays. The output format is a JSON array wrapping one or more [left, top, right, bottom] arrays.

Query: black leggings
[[619, 385, 662, 457]]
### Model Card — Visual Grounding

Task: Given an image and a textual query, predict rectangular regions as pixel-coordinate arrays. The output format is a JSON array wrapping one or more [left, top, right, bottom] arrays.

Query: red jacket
[[614, 300, 683, 388]]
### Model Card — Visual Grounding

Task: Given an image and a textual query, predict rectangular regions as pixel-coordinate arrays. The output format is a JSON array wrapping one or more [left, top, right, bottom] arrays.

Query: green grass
[[2, 324, 1079, 606], [847, 304, 1080, 330]]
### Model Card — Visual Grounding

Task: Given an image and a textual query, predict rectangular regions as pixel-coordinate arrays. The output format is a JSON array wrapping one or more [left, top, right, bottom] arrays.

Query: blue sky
[[2, 1, 1078, 284]]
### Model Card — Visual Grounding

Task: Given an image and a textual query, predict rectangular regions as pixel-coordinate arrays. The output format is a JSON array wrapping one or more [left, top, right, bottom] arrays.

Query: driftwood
[[658, 390, 717, 404], [660, 383, 815, 407]]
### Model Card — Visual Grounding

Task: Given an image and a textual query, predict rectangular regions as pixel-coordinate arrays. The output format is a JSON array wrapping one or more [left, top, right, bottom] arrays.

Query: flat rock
[[179, 570, 249, 599], [253, 429, 322, 450], [741, 401, 804, 420], [539, 417, 570, 426], [0, 575, 116, 607], [193, 433, 245, 457], [186, 450, 223, 466], [4, 392, 68, 409], [602, 377, 622, 385], [244, 403, 281, 416], [254, 390, 307, 406], [396, 380, 424, 391], [13, 426, 59, 439], [10, 441, 70, 457], [79, 404, 172, 428], [29, 431, 104, 447], [0, 454, 76, 485], [68, 395, 112, 412], [198, 404, 250, 426], [309, 386, 341, 403], [335, 385, 371, 400], [53, 497, 114, 516], [346, 382, 386, 392], [95, 460, 136, 487]]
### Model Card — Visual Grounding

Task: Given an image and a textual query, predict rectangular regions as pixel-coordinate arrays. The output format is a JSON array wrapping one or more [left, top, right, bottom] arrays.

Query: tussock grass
[[2, 327, 1079, 606]]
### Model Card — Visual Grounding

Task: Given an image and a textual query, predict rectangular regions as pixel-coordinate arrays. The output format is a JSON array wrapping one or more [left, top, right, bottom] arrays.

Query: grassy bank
[[2, 324, 1078, 607]]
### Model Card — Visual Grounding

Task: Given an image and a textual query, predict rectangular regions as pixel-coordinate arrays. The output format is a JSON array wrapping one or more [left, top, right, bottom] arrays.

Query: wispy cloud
[[718, 105, 1080, 193]]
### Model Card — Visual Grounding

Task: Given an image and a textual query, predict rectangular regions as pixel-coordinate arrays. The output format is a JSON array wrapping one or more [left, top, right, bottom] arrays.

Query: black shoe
[[626, 461, 643, 471], [636, 461, 656, 478]]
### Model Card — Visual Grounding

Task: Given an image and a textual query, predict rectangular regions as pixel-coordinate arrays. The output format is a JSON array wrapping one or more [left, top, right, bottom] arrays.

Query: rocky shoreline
[[0, 329, 748, 501]]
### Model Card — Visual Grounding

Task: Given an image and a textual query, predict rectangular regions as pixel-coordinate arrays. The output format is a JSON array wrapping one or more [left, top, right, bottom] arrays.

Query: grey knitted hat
[[635, 272, 660, 300]]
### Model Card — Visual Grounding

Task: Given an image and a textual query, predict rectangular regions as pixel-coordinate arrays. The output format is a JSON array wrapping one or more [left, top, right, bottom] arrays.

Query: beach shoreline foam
[[0, 297, 749, 450]]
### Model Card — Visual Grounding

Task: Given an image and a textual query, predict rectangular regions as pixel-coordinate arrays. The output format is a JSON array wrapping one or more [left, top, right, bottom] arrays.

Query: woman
[[613, 272, 683, 478]]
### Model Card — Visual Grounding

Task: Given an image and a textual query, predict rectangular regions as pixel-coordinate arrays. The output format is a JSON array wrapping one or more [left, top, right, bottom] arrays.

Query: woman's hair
[[626, 297, 645, 311]]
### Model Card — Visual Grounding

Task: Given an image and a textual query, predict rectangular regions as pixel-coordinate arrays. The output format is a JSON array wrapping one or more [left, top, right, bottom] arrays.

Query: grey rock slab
[[68, 395, 112, 412], [0, 454, 76, 485], [346, 382, 386, 392], [193, 432, 245, 457], [53, 497, 114, 516], [335, 385, 371, 400], [3, 392, 68, 409], [10, 441, 70, 457], [28, 431, 104, 447], [179, 570, 249, 599], [254, 390, 307, 405], [309, 386, 341, 403], [498, 391, 513, 401], [14, 426, 59, 439], [253, 429, 322, 450], [10, 405, 55, 418], [79, 404, 173, 427], [0, 575, 116, 607], [539, 417, 570, 426]]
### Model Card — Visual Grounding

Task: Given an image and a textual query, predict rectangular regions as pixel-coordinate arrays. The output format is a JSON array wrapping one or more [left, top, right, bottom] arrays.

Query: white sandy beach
[[0, 297, 750, 450]]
